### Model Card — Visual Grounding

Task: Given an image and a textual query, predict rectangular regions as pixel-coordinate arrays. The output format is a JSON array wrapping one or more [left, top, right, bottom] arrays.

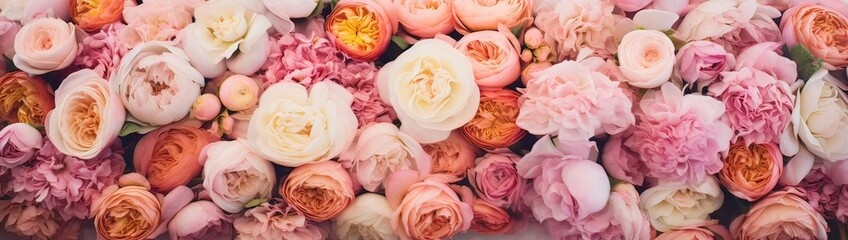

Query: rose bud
[[219, 75, 260, 112], [192, 93, 222, 121]]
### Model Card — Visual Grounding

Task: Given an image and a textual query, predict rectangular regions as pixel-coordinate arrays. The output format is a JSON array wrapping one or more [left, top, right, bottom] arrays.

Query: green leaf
[[330, 0, 341, 11], [308, 0, 325, 18], [392, 36, 411, 50], [510, 25, 524, 38], [245, 198, 268, 209], [118, 122, 142, 137], [788, 44, 823, 80]]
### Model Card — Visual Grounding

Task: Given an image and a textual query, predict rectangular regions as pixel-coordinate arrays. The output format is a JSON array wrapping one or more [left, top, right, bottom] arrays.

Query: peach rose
[[719, 142, 783, 201], [469, 199, 514, 235], [455, 26, 521, 88], [70, 0, 125, 32], [460, 88, 525, 149], [452, 0, 532, 34], [46, 69, 124, 159], [281, 161, 355, 221], [396, 0, 454, 38], [617, 30, 675, 88], [339, 122, 432, 192], [781, 2, 848, 69], [12, 17, 81, 75], [200, 139, 276, 213], [134, 121, 219, 193], [654, 223, 733, 240], [119, 0, 196, 47], [385, 171, 473, 240], [219, 75, 259, 112], [168, 200, 233, 239], [730, 187, 829, 240], [0, 71, 54, 126], [326, 0, 397, 61], [423, 131, 480, 183]]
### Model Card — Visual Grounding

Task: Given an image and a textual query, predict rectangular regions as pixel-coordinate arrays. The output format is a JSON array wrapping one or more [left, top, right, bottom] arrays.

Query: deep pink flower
[[67, 22, 128, 80], [798, 164, 848, 223], [675, 41, 735, 90]]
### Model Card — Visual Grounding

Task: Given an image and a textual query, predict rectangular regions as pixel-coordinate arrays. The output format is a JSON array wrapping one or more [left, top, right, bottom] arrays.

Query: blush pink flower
[[654, 223, 733, 240], [0, 123, 43, 168], [734, 42, 798, 84], [169, 201, 233, 240], [730, 187, 829, 240], [674, 0, 759, 42], [67, 22, 128, 80], [543, 183, 654, 240], [675, 41, 735, 90], [119, 0, 198, 47], [712, 7, 782, 55], [602, 129, 649, 186], [233, 199, 328, 240], [797, 164, 848, 223], [533, 0, 621, 60], [336, 61, 394, 127], [0, 201, 82, 240], [709, 68, 794, 145], [261, 33, 345, 88], [468, 149, 526, 210]]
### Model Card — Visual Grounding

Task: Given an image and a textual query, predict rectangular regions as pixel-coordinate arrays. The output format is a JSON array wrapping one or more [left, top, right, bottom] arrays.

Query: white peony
[[639, 176, 724, 232], [333, 193, 398, 240]]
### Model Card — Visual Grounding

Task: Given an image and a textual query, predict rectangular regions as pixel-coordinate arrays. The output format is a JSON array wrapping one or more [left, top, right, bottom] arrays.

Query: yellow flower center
[[76, 0, 103, 17], [329, 6, 381, 53]]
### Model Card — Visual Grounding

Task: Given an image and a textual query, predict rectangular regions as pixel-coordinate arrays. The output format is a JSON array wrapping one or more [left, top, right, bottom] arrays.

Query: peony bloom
[[782, 69, 848, 161], [247, 81, 357, 167], [468, 150, 525, 210], [460, 88, 525, 149], [455, 28, 521, 88], [113, 41, 205, 130], [423, 131, 480, 183], [797, 164, 848, 222], [12, 17, 81, 75], [719, 143, 783, 201], [617, 30, 675, 89], [0, 201, 80, 240], [200, 139, 276, 213], [168, 201, 233, 240], [0, 123, 42, 168], [219, 75, 260, 111], [70, 0, 124, 32], [46, 69, 124, 159], [119, 0, 196, 47], [453, 0, 532, 35], [517, 60, 634, 144], [233, 199, 328, 240], [734, 42, 797, 85], [533, 0, 619, 60], [712, 5, 782, 55], [333, 193, 398, 240], [627, 83, 732, 185], [730, 187, 829, 240], [182, 0, 272, 78], [518, 135, 610, 222], [602, 129, 649, 186], [640, 177, 724, 232], [338, 61, 395, 127], [134, 121, 219, 193], [781, 2, 848, 69], [377, 39, 480, 144], [339, 122, 431, 192], [260, 33, 343, 88], [470, 199, 514, 235], [544, 183, 654, 240], [385, 171, 474, 240], [709, 68, 794, 145], [674, 0, 758, 42], [281, 161, 355, 221], [326, 0, 397, 61], [654, 223, 733, 240], [68, 23, 128, 79], [396, 0, 454, 38], [0, 71, 54, 126], [675, 41, 734, 90]]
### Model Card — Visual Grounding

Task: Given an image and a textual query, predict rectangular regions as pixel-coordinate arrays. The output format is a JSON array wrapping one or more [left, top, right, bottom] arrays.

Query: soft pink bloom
[[0, 17, 20, 59], [544, 183, 654, 240], [614, 0, 653, 12], [200, 139, 276, 213], [647, 0, 703, 16], [757, 0, 791, 11], [470, 199, 515, 235], [712, 6, 782, 55], [455, 27, 521, 88], [169, 201, 233, 240], [0, 0, 71, 24], [627, 83, 732, 185], [654, 223, 733, 240], [0, 123, 43, 168], [191, 93, 222, 121], [219, 75, 260, 112], [674, 0, 759, 42], [261, 33, 343, 88], [533, 0, 620, 60], [734, 42, 798, 84], [119, 0, 197, 47], [339, 122, 431, 192], [422, 131, 480, 183], [519, 62, 551, 85], [468, 149, 526, 210], [675, 41, 734, 90], [13, 17, 81, 75], [233, 199, 328, 240], [336, 61, 394, 127], [730, 187, 829, 240], [0, 201, 81, 240], [602, 129, 648, 186], [67, 22, 128, 80], [709, 68, 794, 145], [617, 30, 676, 89], [396, 0, 455, 38], [781, 2, 848, 69], [796, 164, 848, 223], [384, 171, 474, 240], [452, 0, 532, 35]]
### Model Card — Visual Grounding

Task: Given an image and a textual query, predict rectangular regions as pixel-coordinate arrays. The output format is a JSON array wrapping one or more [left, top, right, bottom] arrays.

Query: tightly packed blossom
[[0, 201, 81, 240], [533, 0, 621, 60], [461, 89, 526, 149], [423, 131, 480, 183], [544, 183, 653, 239], [719, 142, 784, 201], [119, 0, 197, 47], [798, 164, 848, 223], [0, 71, 53, 126], [67, 23, 128, 79], [730, 187, 829, 239], [233, 199, 328, 240]]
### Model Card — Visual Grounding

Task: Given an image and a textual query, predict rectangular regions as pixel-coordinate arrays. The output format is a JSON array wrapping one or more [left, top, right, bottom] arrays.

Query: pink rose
[[0, 0, 71, 24], [674, 0, 758, 42], [469, 199, 515, 235], [12, 17, 81, 74], [452, 0, 532, 35], [781, 2, 848, 69], [468, 149, 525, 210], [422, 131, 480, 183], [618, 30, 676, 89], [614, 0, 653, 12], [675, 41, 734, 90], [533, 0, 619, 60], [200, 139, 276, 213], [281, 161, 356, 221], [396, 0, 454, 38], [709, 68, 794, 145], [339, 122, 431, 192], [455, 26, 521, 88], [734, 42, 797, 84], [385, 171, 474, 240], [119, 0, 196, 47], [730, 187, 829, 240], [0, 123, 42, 168], [233, 199, 328, 240], [544, 183, 654, 239], [168, 201, 233, 240], [655, 223, 733, 240]]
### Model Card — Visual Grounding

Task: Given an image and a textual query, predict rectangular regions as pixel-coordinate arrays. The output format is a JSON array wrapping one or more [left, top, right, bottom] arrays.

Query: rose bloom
[[377, 39, 480, 143], [333, 193, 398, 240], [517, 60, 634, 143], [0, 72, 53, 126], [12, 17, 80, 75], [423, 131, 479, 183], [92, 175, 167, 240], [282, 161, 355, 221], [396, 0, 454, 38], [734, 42, 797, 85], [134, 121, 218, 193], [68, 23, 128, 80], [455, 28, 520, 88], [544, 183, 654, 240], [182, 0, 272, 78], [709, 68, 794, 145], [326, 0, 397, 61], [70, 0, 124, 32], [0, 123, 42, 168], [119, 0, 196, 47], [460, 89, 525, 149], [731, 187, 829, 239], [719, 142, 783, 201], [200, 139, 276, 213], [654, 223, 733, 240], [470, 199, 514, 235], [674, 0, 758, 42], [713, 6, 782, 55], [234, 199, 327, 240], [453, 0, 532, 34], [168, 201, 233, 240], [46, 69, 124, 159], [385, 172, 473, 240], [782, 2, 848, 69], [339, 122, 431, 192], [247, 81, 357, 167], [468, 150, 525, 210], [640, 176, 724, 232], [533, 0, 619, 60], [782, 69, 848, 161], [618, 30, 675, 89], [675, 41, 734, 90], [219, 75, 260, 111], [0, 201, 80, 240]]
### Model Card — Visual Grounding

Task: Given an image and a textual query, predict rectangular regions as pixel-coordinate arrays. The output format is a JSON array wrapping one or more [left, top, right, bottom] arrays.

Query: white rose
[[781, 69, 848, 162], [182, 0, 272, 78], [377, 39, 480, 144], [333, 193, 399, 240], [247, 81, 358, 167], [639, 176, 724, 232], [617, 30, 675, 88]]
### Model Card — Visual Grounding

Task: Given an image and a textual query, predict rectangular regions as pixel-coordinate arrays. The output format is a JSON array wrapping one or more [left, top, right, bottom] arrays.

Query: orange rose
[[0, 71, 54, 126], [469, 199, 514, 235], [718, 142, 783, 201], [452, 0, 532, 34], [281, 161, 355, 221], [133, 121, 219, 193], [326, 0, 397, 61], [423, 131, 481, 183], [71, 0, 126, 32], [460, 88, 525, 149], [781, 2, 848, 69]]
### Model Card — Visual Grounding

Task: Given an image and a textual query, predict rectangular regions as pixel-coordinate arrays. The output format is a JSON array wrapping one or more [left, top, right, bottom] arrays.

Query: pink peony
[[543, 183, 654, 240], [734, 42, 798, 85], [602, 129, 648, 186], [627, 83, 732, 185], [119, 0, 198, 47], [0, 201, 81, 240], [675, 41, 735, 90], [336, 61, 394, 127], [533, 0, 622, 61], [712, 7, 782, 55], [709, 68, 794, 145], [468, 149, 526, 211], [169, 200, 234, 240], [233, 198, 328, 240], [798, 164, 848, 223], [67, 22, 128, 80]]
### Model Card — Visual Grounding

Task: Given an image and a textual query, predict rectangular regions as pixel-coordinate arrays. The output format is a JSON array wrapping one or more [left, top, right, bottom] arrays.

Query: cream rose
[[113, 41, 205, 130], [617, 30, 675, 88], [333, 193, 399, 240], [339, 122, 432, 192], [396, 0, 454, 38], [46, 69, 124, 159], [377, 39, 480, 144], [12, 17, 81, 75], [639, 176, 725, 232], [455, 27, 521, 88], [247, 81, 358, 167], [200, 139, 276, 213], [781, 69, 848, 161]]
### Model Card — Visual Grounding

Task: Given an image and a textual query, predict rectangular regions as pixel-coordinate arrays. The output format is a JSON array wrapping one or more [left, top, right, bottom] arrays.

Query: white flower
[[639, 176, 724, 232], [781, 69, 848, 161], [617, 30, 675, 88], [333, 193, 398, 240]]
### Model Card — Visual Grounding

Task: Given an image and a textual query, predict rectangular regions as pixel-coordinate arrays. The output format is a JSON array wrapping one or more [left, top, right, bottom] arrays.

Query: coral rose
[[396, 0, 454, 38], [455, 26, 521, 88], [469, 199, 514, 235], [452, 0, 532, 34], [618, 30, 676, 89], [339, 122, 432, 192], [326, 0, 397, 61], [730, 187, 829, 240], [233, 199, 328, 240], [281, 161, 355, 221], [0, 123, 42, 168], [70, 0, 124, 32], [719, 143, 783, 201], [468, 149, 525, 210], [134, 121, 219, 193], [0, 71, 53, 126], [385, 171, 473, 240], [200, 139, 276, 213], [423, 131, 480, 183], [460, 88, 525, 149], [12, 17, 81, 75], [781, 2, 848, 69], [333, 193, 398, 240]]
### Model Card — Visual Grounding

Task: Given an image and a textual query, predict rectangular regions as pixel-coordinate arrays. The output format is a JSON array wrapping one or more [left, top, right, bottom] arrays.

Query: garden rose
[[533, 0, 619, 60], [719, 143, 783, 201], [453, 0, 532, 34], [730, 187, 829, 240], [423, 131, 480, 183], [675, 41, 734, 90], [46, 69, 124, 159], [377, 39, 480, 144], [119, 0, 196, 47], [674, 0, 758, 42], [0, 71, 53, 126], [460, 88, 525, 149], [339, 122, 431, 192], [200, 139, 276, 213], [281, 161, 355, 221], [168, 201, 233, 240], [734, 42, 797, 84], [640, 176, 724, 232], [0, 201, 77, 240], [618, 30, 675, 88], [396, 0, 454, 38], [654, 223, 733, 240], [781, 2, 848, 69], [385, 171, 473, 240], [468, 150, 525, 210], [326, 0, 397, 61], [113, 41, 205, 129], [233, 199, 328, 240], [0, 123, 42, 168], [709, 68, 794, 145], [134, 121, 219, 193], [0, 0, 70, 23], [470, 199, 514, 235], [247, 81, 357, 167], [219, 75, 260, 112], [455, 27, 521, 88], [70, 0, 124, 32], [781, 69, 848, 161], [333, 193, 398, 240], [12, 17, 81, 75]]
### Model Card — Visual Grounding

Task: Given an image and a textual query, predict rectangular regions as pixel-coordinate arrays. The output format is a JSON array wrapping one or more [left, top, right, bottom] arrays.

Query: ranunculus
[[654, 223, 733, 240], [113, 41, 205, 130], [0, 123, 42, 168], [326, 0, 397, 61], [460, 88, 525, 149], [518, 135, 610, 222], [68, 23, 128, 79], [134, 121, 218, 193], [46, 69, 124, 159], [0, 201, 79, 240], [470, 199, 514, 235], [617, 30, 675, 89], [377, 39, 480, 143], [734, 42, 797, 84], [517, 60, 634, 144], [468, 150, 525, 210], [234, 199, 328, 240], [200, 139, 276, 213], [0, 0, 71, 23], [675, 41, 734, 90], [719, 142, 783, 201], [423, 131, 480, 183], [191, 94, 222, 121], [544, 183, 654, 240], [455, 27, 520, 88], [0, 71, 54, 126], [709, 68, 794, 145], [182, 0, 272, 78], [730, 187, 829, 239], [781, 2, 848, 69], [385, 171, 474, 240], [614, 0, 653, 12], [247, 81, 357, 167], [333, 193, 398, 240], [70, 0, 124, 32], [452, 0, 532, 35], [119, 0, 196, 47], [281, 161, 355, 221], [674, 0, 758, 42], [533, 0, 619, 60], [168, 201, 233, 240], [639, 176, 724, 232], [781, 69, 848, 161], [219, 75, 260, 112], [396, 0, 454, 38], [339, 122, 431, 192], [12, 17, 81, 75]]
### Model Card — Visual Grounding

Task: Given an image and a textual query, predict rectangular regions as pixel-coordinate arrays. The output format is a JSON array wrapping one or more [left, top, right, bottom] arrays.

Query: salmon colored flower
[[71, 0, 125, 32], [452, 0, 532, 35], [461, 89, 525, 149], [134, 121, 219, 193], [781, 2, 848, 69], [281, 161, 356, 221], [0, 71, 53, 126], [396, 0, 454, 38], [423, 131, 481, 183], [719, 142, 783, 201], [730, 187, 829, 240], [326, 0, 397, 61], [469, 199, 514, 235]]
